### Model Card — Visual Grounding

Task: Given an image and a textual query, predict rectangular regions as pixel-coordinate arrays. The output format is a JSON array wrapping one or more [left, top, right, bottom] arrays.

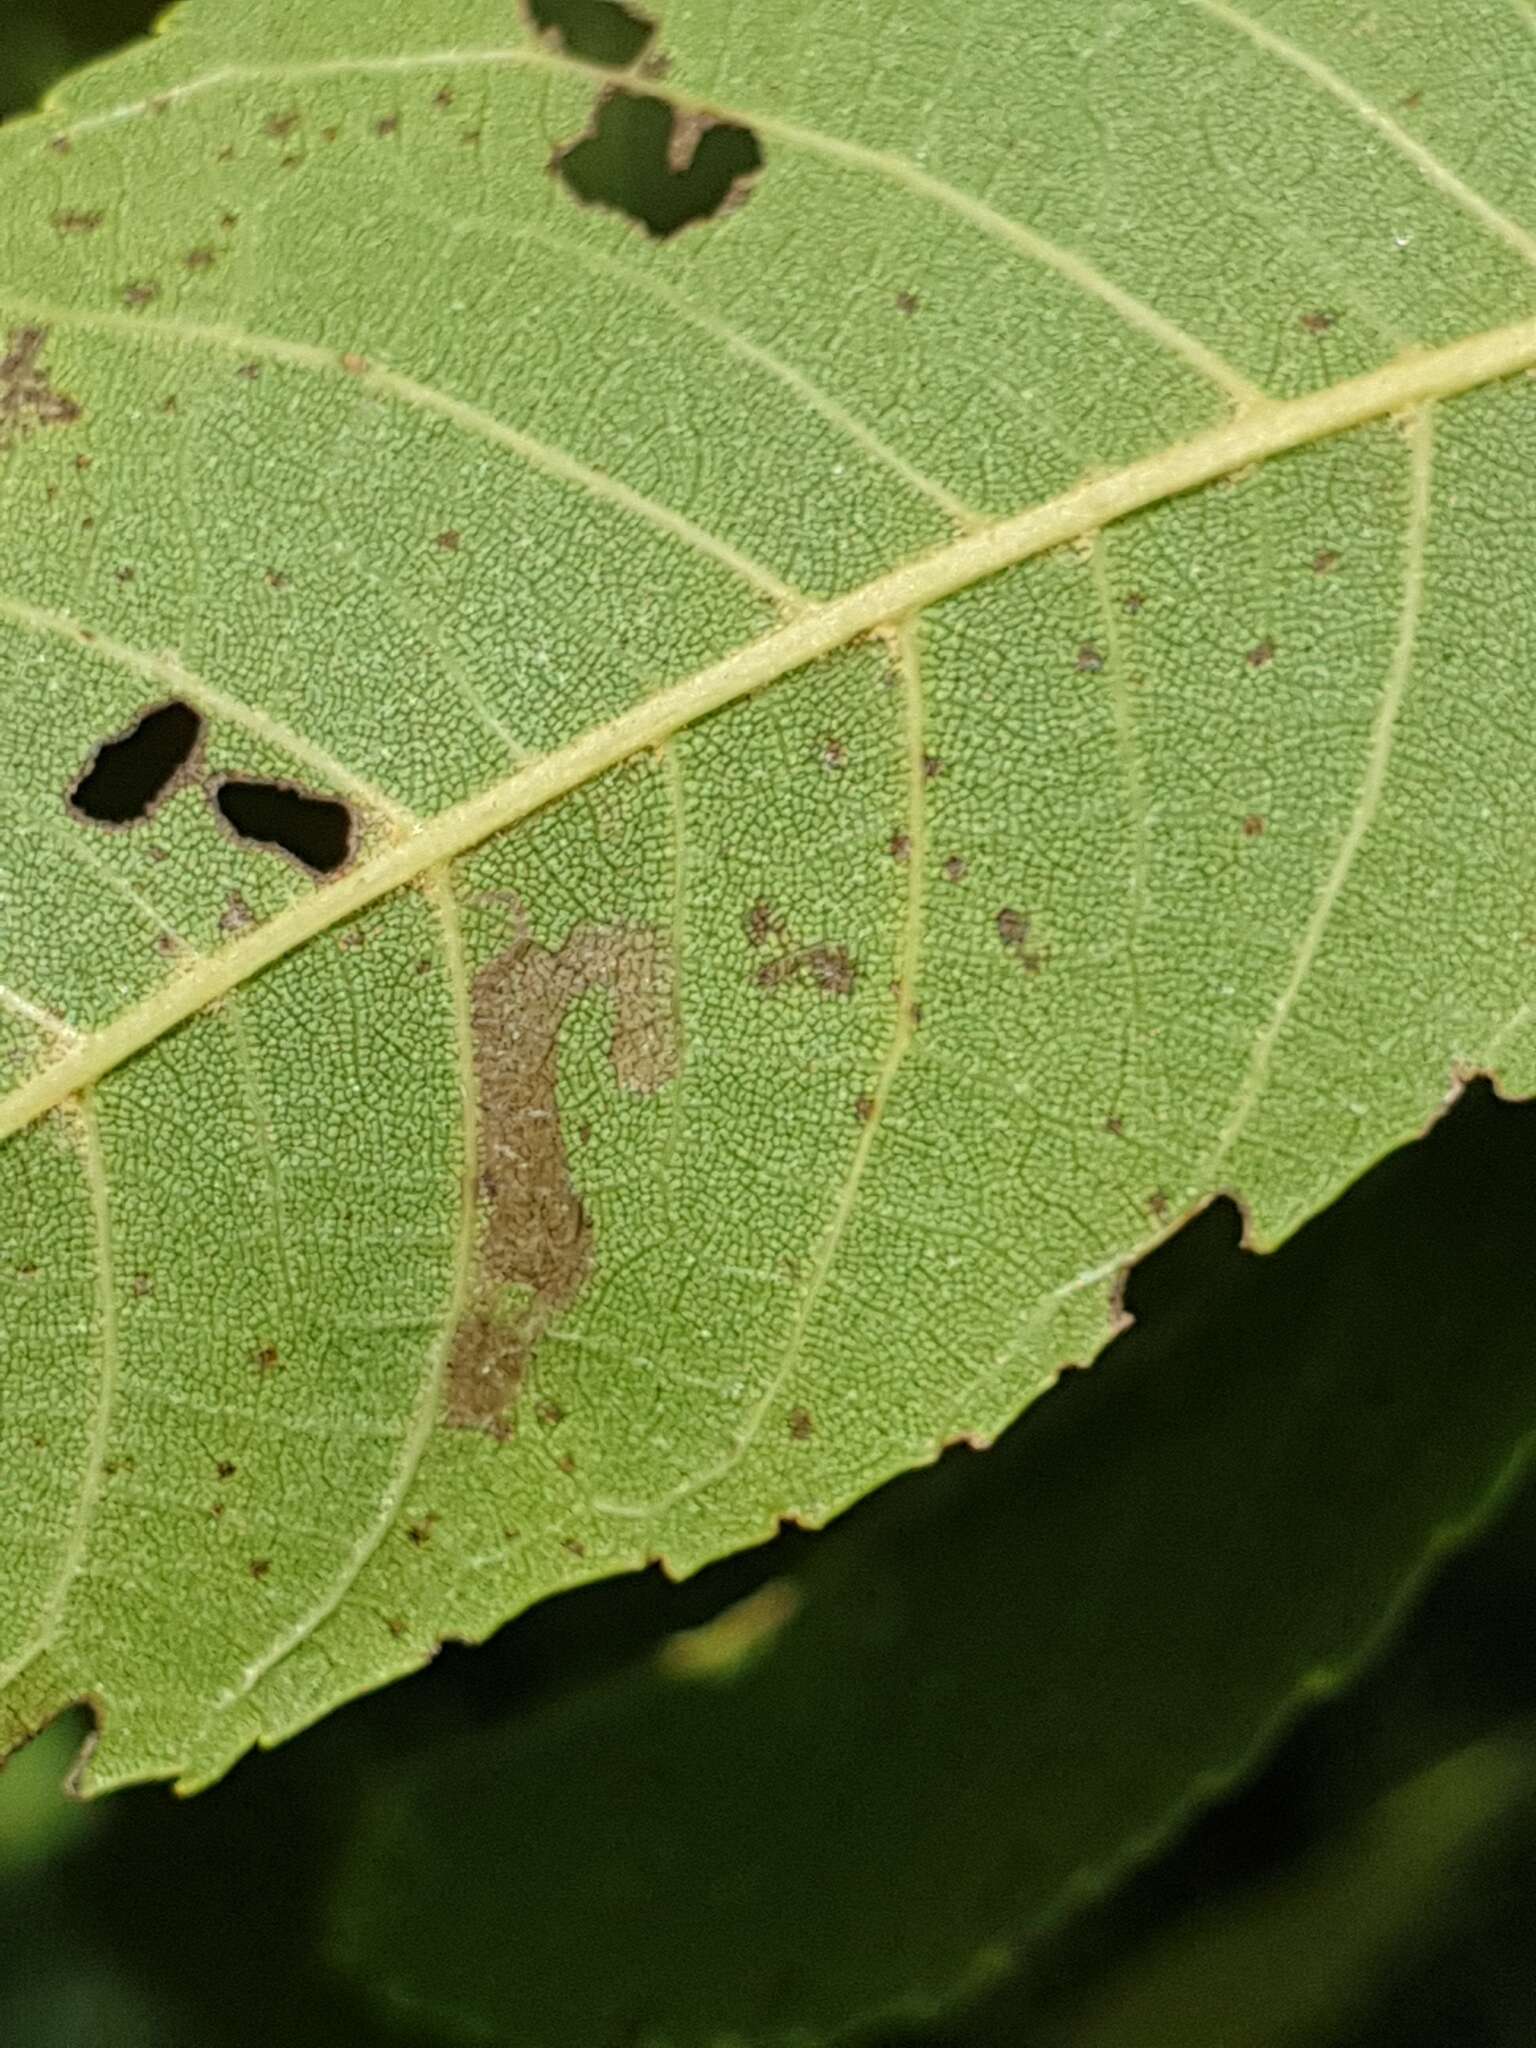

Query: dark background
[[3, 8, 1536, 2046]]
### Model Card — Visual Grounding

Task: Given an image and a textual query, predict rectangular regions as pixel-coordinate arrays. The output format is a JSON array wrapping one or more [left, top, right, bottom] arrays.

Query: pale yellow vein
[[37, 43, 1264, 409], [1, 317, 1534, 1146], [195, 864, 478, 1752], [594, 616, 929, 1522], [1193, 0, 1536, 274], [0, 1091, 120, 1693], [0, 295, 799, 611], [1207, 404, 1437, 1176]]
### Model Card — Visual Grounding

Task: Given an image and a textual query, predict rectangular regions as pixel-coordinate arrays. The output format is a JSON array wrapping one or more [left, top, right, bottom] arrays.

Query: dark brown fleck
[[535, 1398, 565, 1427], [1242, 812, 1266, 838], [263, 113, 299, 139], [756, 942, 857, 999], [1246, 640, 1275, 669], [820, 736, 847, 772], [235, 362, 261, 381], [788, 1406, 815, 1442], [0, 328, 82, 447], [922, 754, 944, 780], [253, 1343, 280, 1375], [1312, 549, 1340, 574], [376, 114, 400, 138], [894, 290, 920, 316], [183, 247, 216, 271], [122, 280, 159, 308], [216, 1459, 237, 1480], [854, 1094, 875, 1123], [435, 528, 461, 551], [1104, 1115, 1125, 1138], [1075, 642, 1105, 673], [1147, 1190, 1171, 1223], [249, 1558, 271, 1580], [1122, 591, 1146, 615], [744, 898, 784, 949], [1300, 310, 1336, 334], [942, 855, 968, 884], [52, 210, 103, 234]]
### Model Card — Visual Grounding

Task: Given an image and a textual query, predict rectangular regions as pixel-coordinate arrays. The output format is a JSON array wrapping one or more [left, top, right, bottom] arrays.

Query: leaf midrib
[[3, 319, 1535, 1142]]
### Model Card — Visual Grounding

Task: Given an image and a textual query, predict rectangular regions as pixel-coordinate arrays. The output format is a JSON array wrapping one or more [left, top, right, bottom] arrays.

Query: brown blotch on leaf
[[1242, 813, 1267, 839], [0, 328, 82, 448], [216, 1459, 237, 1480], [1312, 548, 1340, 575], [744, 898, 786, 949], [249, 1558, 271, 1580], [253, 1343, 280, 1375], [131, 1272, 153, 1297], [183, 247, 216, 271], [887, 832, 911, 864], [407, 1514, 439, 1547], [1122, 590, 1146, 615], [1246, 639, 1275, 669], [562, 1537, 587, 1558], [263, 113, 299, 139], [1146, 1190, 1171, 1223], [1104, 1115, 1125, 1138], [894, 289, 920, 316], [445, 903, 680, 1433], [376, 114, 400, 138], [788, 1406, 815, 1442], [435, 528, 461, 551], [756, 943, 857, 1000], [1075, 643, 1105, 674], [1300, 310, 1336, 334], [122, 281, 159, 309], [820, 736, 847, 772], [434, 87, 456, 110], [922, 754, 944, 781], [52, 210, 103, 234], [942, 855, 968, 885], [854, 1094, 875, 1124], [339, 352, 369, 376], [235, 362, 261, 381], [535, 1398, 565, 1427]]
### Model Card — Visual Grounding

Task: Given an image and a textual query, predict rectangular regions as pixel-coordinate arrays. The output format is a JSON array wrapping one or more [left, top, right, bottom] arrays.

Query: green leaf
[[328, 1091, 1536, 2048], [2, 0, 1536, 1790]]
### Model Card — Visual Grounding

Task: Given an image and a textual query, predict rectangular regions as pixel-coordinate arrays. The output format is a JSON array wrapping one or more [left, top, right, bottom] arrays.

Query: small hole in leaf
[[213, 778, 353, 876], [556, 90, 762, 238], [69, 700, 201, 825], [526, 0, 653, 67]]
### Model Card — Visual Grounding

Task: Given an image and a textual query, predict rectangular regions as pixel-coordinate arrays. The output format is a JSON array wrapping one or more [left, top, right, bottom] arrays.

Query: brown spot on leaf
[[887, 832, 911, 864], [756, 943, 857, 999], [535, 1398, 565, 1427], [819, 736, 847, 772], [122, 281, 159, 309], [0, 329, 82, 448], [407, 1514, 439, 1547], [183, 247, 216, 271], [434, 88, 456, 110], [249, 1558, 271, 1580], [445, 904, 680, 1433], [131, 1272, 153, 1297], [216, 1459, 237, 1479], [264, 113, 299, 139], [1146, 1190, 1171, 1223], [235, 362, 261, 381], [1246, 639, 1275, 669], [1300, 310, 1336, 334], [996, 907, 1041, 974], [53, 210, 103, 234], [788, 1406, 814, 1441], [435, 528, 461, 551], [922, 754, 944, 780], [1075, 643, 1105, 673], [339, 352, 369, 376], [894, 289, 920, 316], [1122, 590, 1146, 615], [253, 1343, 280, 1375], [376, 115, 400, 138], [854, 1094, 875, 1123], [1104, 1115, 1125, 1138], [1242, 812, 1266, 838], [744, 898, 785, 949], [1312, 549, 1340, 574], [942, 855, 968, 884]]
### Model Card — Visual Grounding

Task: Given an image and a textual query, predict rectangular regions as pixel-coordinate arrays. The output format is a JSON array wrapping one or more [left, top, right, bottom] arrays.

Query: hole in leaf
[[525, 0, 653, 67], [69, 700, 202, 826], [213, 778, 354, 876], [556, 89, 762, 238]]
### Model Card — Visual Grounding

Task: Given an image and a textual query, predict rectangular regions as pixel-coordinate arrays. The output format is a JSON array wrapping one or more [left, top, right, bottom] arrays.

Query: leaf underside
[[1, 0, 1535, 1791]]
